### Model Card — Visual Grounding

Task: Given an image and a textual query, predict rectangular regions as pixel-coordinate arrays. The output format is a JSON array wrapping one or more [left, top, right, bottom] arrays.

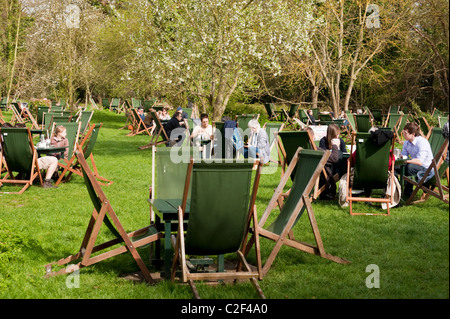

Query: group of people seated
[[1, 121, 69, 189], [314, 119, 448, 206]]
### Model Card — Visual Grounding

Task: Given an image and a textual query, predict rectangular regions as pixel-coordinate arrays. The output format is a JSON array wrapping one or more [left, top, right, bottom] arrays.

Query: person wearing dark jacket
[[318, 124, 343, 200], [164, 111, 186, 146]]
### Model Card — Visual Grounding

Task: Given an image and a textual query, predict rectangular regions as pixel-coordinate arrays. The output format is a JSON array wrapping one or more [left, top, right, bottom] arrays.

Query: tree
[[305, 0, 412, 113], [127, 0, 317, 120]]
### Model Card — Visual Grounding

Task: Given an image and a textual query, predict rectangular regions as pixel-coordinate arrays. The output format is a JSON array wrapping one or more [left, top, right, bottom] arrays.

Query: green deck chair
[[143, 98, 157, 112], [0, 97, 7, 110], [371, 109, 383, 125], [51, 121, 81, 185], [417, 117, 431, 137], [36, 106, 50, 127], [131, 98, 141, 108], [264, 103, 281, 121], [45, 148, 162, 283], [384, 113, 402, 132], [101, 98, 110, 109], [345, 111, 357, 135], [110, 98, 120, 112], [389, 105, 400, 114], [244, 148, 350, 278], [346, 132, 395, 216], [138, 110, 169, 150], [263, 122, 284, 164], [354, 114, 372, 132], [404, 128, 449, 205], [319, 113, 333, 122], [0, 127, 43, 194], [56, 123, 113, 186], [148, 147, 197, 277], [42, 112, 63, 131], [235, 114, 259, 131], [77, 111, 94, 136], [171, 158, 265, 299], [277, 131, 315, 178], [281, 104, 300, 126]]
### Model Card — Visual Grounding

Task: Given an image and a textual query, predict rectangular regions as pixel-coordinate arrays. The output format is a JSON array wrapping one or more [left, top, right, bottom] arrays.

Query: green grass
[[0, 108, 448, 300]]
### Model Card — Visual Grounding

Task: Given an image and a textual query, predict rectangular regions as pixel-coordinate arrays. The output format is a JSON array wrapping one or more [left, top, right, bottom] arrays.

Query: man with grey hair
[[244, 119, 270, 164]]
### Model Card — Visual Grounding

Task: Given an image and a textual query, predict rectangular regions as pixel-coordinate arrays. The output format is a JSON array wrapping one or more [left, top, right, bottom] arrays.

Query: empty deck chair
[[171, 158, 265, 299], [45, 148, 162, 283], [0, 127, 43, 194], [264, 103, 281, 121], [262, 122, 284, 164], [354, 114, 373, 132], [244, 148, 350, 278]]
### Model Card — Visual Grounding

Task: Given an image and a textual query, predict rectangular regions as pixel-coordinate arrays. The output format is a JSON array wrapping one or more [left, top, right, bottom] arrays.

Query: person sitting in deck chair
[[244, 119, 270, 164], [398, 122, 433, 200]]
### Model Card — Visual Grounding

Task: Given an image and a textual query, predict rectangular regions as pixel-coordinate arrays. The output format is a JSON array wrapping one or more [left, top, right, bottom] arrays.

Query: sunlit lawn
[[0, 108, 448, 301]]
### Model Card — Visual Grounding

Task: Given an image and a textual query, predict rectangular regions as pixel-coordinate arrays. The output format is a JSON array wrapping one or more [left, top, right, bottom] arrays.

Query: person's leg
[[37, 156, 58, 188], [403, 163, 425, 198]]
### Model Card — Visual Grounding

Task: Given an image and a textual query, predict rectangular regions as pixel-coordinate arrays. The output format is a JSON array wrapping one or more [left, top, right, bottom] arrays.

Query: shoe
[[43, 179, 58, 189]]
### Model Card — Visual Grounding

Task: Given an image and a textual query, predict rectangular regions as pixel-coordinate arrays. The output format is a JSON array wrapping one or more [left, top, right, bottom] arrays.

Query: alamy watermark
[[65, 4, 80, 29], [365, 264, 380, 288], [65, 265, 80, 289], [366, 4, 380, 29]]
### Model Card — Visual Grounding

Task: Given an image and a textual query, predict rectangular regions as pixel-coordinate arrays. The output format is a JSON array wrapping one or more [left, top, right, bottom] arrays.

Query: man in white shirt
[[191, 113, 213, 157], [400, 122, 433, 199]]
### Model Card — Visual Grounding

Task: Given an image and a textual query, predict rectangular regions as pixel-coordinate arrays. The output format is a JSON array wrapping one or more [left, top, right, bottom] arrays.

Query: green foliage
[[410, 100, 439, 127]]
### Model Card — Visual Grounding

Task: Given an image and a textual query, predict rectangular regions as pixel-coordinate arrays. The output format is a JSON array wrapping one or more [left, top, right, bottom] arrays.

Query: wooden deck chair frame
[[0, 127, 43, 194], [346, 132, 396, 216], [56, 123, 113, 186], [264, 103, 281, 121], [404, 139, 449, 205], [45, 147, 162, 283], [127, 108, 155, 137], [22, 108, 41, 130], [277, 130, 335, 200], [76, 110, 94, 136], [170, 158, 265, 299], [10, 102, 29, 125], [244, 147, 350, 278], [139, 110, 170, 150]]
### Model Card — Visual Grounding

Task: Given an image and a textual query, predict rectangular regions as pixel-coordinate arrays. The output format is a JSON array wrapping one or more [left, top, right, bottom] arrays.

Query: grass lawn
[[0, 108, 448, 301]]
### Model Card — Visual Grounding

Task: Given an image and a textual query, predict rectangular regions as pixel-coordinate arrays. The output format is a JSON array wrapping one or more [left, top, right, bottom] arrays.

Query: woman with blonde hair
[[50, 125, 69, 159]]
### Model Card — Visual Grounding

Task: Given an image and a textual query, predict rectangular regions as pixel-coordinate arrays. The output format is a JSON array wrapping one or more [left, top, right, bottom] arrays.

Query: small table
[[148, 198, 190, 279], [35, 145, 67, 159]]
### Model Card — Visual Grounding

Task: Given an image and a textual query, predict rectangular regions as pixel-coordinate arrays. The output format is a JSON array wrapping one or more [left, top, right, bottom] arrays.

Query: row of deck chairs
[[0, 111, 112, 193], [44, 144, 350, 298]]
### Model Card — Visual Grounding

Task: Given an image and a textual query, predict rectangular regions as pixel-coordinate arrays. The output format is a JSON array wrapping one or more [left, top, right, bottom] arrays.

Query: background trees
[[0, 0, 448, 115]]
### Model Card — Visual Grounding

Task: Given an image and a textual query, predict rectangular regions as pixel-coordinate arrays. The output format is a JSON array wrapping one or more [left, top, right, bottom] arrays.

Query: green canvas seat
[[354, 114, 372, 132], [51, 121, 81, 185], [371, 109, 383, 125], [264, 103, 282, 121], [56, 123, 113, 186], [171, 159, 265, 299], [277, 130, 315, 178], [262, 122, 284, 164], [281, 104, 300, 127], [345, 111, 357, 135], [346, 132, 395, 215], [244, 148, 350, 278], [76, 111, 94, 136], [42, 112, 63, 131], [45, 149, 162, 283], [139, 110, 169, 150], [0, 127, 43, 194], [235, 114, 259, 131], [417, 117, 431, 137], [101, 98, 110, 109], [110, 98, 121, 112], [404, 128, 449, 205]]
